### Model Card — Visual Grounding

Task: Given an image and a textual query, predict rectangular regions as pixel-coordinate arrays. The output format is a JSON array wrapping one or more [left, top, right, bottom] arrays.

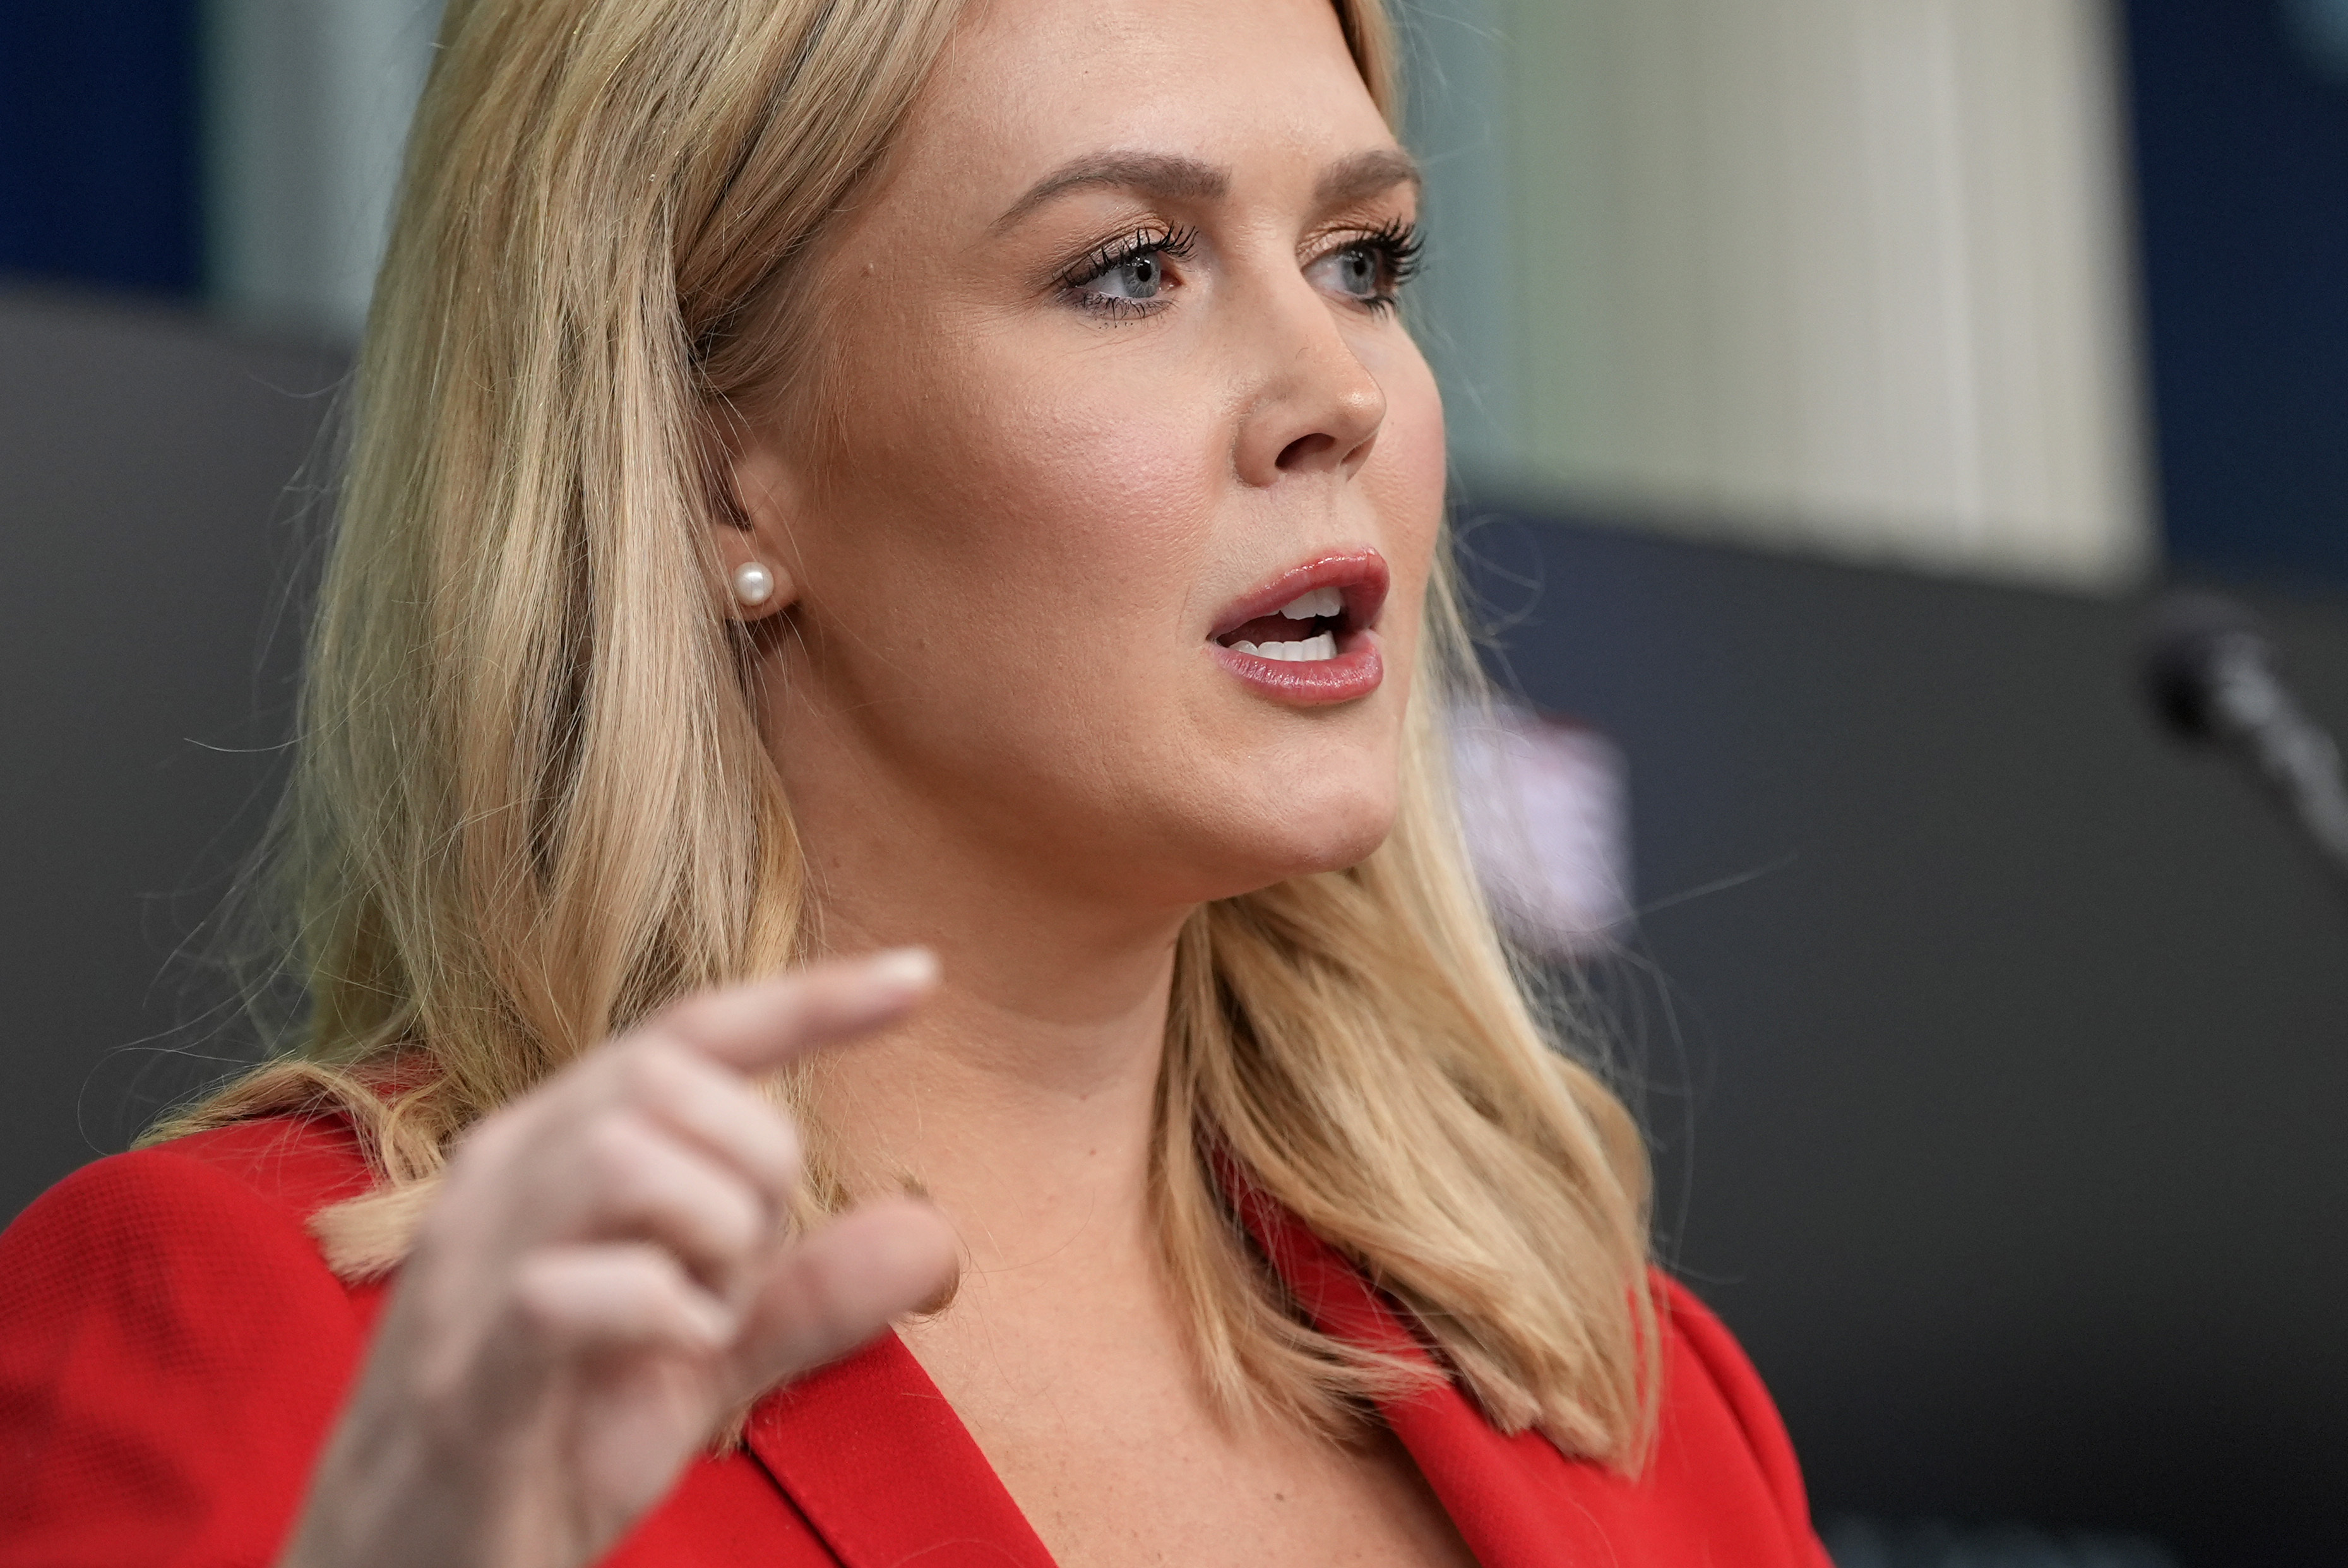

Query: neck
[[816, 917, 1180, 1261], [794, 836, 1191, 1289], [767, 655, 1208, 1302]]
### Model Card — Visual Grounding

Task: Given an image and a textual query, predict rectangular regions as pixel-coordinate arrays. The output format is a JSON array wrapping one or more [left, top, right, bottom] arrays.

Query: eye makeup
[[1302, 216, 1422, 312], [1046, 212, 1424, 321], [1056, 225, 1200, 319]]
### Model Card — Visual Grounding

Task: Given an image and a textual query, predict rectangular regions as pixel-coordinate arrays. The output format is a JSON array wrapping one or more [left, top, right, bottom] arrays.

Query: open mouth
[[1215, 583, 1349, 662], [1208, 550, 1390, 705], [1210, 552, 1388, 659]]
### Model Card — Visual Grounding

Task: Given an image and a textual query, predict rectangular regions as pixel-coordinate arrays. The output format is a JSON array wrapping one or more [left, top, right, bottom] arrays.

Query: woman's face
[[731, 0, 1444, 913]]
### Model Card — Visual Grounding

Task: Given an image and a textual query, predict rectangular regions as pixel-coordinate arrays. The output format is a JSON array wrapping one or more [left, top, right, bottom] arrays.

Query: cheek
[[1367, 338, 1448, 547], [1358, 345, 1449, 673], [796, 329, 1227, 762], [871, 365, 1218, 638]]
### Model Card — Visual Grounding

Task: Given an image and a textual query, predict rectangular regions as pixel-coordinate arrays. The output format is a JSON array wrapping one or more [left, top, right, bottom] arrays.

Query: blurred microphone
[[2144, 590, 2348, 891]]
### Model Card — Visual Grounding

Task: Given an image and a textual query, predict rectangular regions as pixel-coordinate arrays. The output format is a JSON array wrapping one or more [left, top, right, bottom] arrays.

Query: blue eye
[[1307, 220, 1424, 312], [1324, 246, 1380, 299], [1062, 227, 1196, 318], [1094, 250, 1167, 300]]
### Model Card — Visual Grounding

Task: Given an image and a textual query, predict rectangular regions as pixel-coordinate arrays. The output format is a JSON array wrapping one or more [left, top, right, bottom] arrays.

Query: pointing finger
[[647, 949, 938, 1076]]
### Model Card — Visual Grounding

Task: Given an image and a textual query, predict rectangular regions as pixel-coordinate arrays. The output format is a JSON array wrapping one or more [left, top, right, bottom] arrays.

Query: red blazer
[[0, 1117, 1832, 1567]]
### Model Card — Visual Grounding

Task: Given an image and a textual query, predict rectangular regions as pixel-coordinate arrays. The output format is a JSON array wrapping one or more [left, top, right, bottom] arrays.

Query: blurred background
[[4, 2, 2347, 1563]]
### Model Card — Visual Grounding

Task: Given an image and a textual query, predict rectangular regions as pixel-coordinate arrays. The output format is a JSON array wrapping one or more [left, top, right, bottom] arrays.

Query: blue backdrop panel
[[0, 0, 203, 294], [2125, 1, 2348, 585]]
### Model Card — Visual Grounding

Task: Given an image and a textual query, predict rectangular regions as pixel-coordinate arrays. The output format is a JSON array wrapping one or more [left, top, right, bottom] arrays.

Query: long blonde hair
[[161, 0, 1658, 1464]]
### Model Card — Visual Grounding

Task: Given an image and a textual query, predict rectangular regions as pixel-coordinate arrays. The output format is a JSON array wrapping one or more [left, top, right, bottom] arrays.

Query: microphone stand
[[2145, 591, 2348, 900]]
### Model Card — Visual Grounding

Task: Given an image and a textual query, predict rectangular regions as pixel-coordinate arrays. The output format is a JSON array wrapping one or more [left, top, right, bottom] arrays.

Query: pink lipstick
[[1208, 549, 1388, 706]]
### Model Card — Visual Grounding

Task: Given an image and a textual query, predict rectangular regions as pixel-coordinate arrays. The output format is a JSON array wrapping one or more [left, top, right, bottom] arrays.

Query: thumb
[[720, 1198, 960, 1403]]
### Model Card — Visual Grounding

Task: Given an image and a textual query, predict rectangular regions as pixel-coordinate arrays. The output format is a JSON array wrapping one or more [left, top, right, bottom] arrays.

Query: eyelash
[[1056, 218, 1426, 320], [1321, 217, 1424, 314], [1058, 226, 1199, 319]]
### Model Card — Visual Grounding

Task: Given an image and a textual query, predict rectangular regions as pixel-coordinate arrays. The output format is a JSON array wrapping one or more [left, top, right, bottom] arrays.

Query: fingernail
[[865, 947, 939, 994]]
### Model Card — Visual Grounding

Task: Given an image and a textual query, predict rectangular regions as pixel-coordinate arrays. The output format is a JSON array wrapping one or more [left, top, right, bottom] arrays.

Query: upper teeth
[[1230, 631, 1339, 662], [1279, 586, 1344, 620]]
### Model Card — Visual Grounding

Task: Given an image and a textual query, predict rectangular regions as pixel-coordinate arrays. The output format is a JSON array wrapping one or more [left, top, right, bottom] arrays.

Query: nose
[[1230, 277, 1388, 489]]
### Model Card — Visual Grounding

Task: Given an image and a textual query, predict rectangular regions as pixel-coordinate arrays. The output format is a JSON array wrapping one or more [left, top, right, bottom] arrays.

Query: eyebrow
[[1314, 148, 1421, 209], [994, 153, 1230, 232], [991, 146, 1421, 234]]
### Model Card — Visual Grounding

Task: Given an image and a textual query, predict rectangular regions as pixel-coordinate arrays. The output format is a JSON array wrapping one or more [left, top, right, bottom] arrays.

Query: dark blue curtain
[[0, 0, 204, 295], [2125, 0, 2348, 586]]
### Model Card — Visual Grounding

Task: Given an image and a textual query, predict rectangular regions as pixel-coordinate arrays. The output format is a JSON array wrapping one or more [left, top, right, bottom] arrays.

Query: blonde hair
[[160, 0, 1657, 1464]]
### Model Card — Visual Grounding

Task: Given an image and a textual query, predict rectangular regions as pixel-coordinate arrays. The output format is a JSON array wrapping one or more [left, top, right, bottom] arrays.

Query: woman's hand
[[278, 951, 958, 1568]]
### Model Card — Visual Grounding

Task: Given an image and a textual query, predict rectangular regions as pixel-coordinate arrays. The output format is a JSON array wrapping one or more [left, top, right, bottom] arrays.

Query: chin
[[1187, 776, 1400, 900]]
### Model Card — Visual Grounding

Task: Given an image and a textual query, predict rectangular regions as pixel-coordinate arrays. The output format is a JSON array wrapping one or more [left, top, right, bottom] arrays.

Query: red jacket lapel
[[744, 1329, 1057, 1568], [1224, 1175, 1598, 1568]]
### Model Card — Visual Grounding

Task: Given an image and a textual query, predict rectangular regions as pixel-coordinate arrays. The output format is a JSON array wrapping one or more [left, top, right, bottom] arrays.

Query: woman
[[0, 0, 1830, 1564]]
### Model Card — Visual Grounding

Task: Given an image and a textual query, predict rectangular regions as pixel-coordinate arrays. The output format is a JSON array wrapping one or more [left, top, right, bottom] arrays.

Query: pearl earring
[[731, 561, 777, 608]]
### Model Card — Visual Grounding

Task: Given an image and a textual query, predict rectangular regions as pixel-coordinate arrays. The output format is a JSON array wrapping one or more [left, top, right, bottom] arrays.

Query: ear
[[716, 438, 804, 621]]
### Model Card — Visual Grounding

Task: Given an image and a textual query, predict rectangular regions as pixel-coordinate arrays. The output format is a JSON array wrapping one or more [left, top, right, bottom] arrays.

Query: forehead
[[897, 0, 1392, 206]]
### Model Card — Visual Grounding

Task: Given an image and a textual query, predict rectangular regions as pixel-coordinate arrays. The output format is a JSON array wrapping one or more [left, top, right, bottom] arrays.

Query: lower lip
[[1210, 629, 1384, 705]]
